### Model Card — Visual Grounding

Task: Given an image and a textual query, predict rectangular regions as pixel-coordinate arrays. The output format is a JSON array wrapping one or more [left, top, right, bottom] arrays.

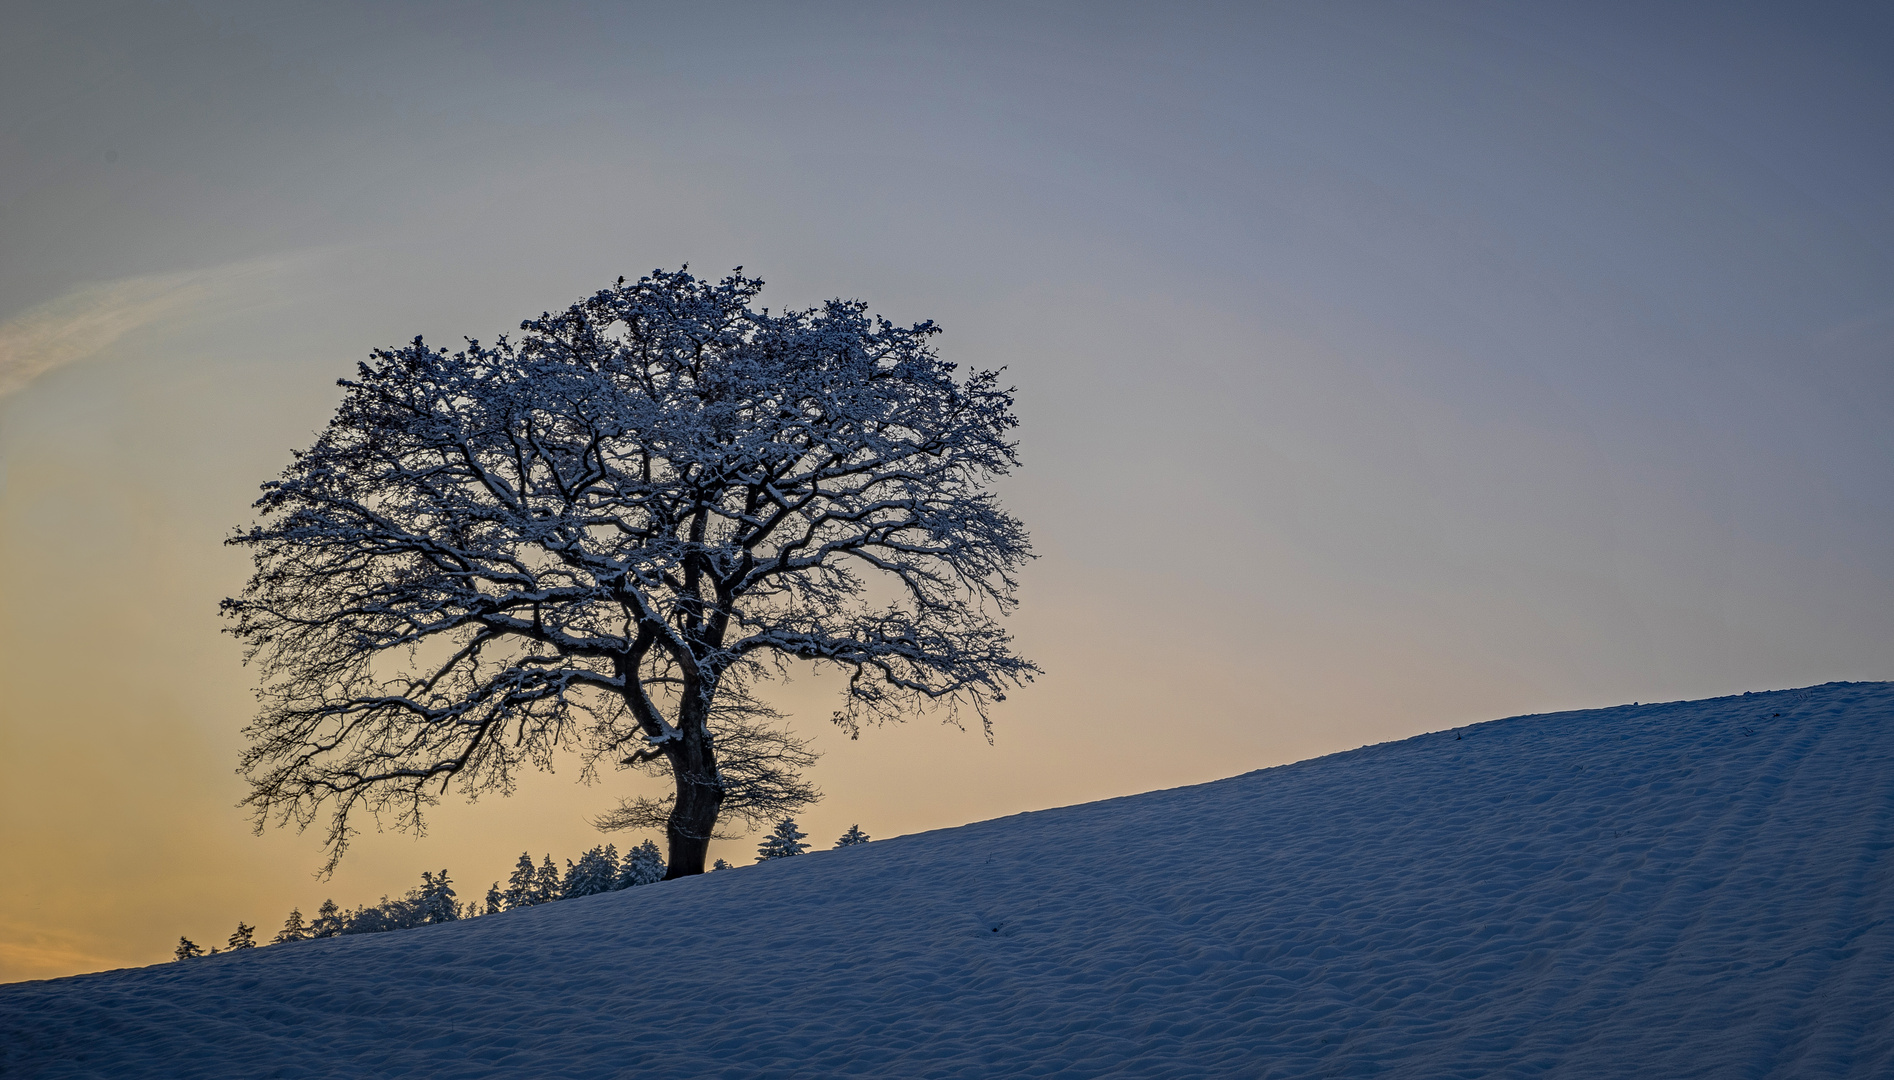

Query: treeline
[[174, 819, 869, 960]]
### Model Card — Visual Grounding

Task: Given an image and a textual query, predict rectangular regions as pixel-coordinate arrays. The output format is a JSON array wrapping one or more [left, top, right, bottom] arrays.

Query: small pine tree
[[309, 898, 344, 938], [755, 817, 809, 861], [562, 846, 620, 898], [833, 824, 871, 848], [711, 858, 733, 871], [227, 922, 257, 950], [272, 909, 308, 945], [483, 881, 504, 916], [503, 852, 538, 909], [174, 936, 204, 961], [533, 854, 560, 904], [616, 840, 666, 888], [416, 870, 459, 924]]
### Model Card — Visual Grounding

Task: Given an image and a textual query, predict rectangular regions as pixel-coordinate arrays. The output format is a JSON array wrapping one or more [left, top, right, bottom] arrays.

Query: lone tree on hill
[[226, 268, 1034, 877]]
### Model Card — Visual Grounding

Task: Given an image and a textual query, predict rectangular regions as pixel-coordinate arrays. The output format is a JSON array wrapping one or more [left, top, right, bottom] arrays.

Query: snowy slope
[[5, 683, 1892, 1079]]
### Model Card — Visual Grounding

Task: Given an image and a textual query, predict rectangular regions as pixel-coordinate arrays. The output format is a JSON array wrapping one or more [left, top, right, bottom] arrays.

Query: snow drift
[[5, 683, 1892, 1078]]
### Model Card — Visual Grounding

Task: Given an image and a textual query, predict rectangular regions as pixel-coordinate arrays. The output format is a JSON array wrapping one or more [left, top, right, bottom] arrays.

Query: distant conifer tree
[[416, 870, 459, 924], [756, 818, 810, 861], [272, 909, 309, 945], [483, 881, 504, 916], [174, 936, 204, 961], [833, 824, 871, 848], [503, 853, 538, 909], [711, 858, 733, 871], [534, 854, 561, 904], [309, 898, 344, 938], [227, 922, 257, 950], [617, 840, 666, 888], [562, 846, 620, 898], [339, 902, 383, 935]]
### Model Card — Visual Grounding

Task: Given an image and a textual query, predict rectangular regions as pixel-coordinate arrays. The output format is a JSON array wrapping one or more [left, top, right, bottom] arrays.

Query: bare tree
[[225, 268, 1035, 876]]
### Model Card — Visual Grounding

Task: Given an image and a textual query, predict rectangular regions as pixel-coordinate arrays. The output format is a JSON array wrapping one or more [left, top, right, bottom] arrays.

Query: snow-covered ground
[[5, 683, 1891, 1078]]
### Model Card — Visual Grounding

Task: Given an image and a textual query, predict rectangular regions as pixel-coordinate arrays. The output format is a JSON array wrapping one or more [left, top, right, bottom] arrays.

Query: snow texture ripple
[[4, 683, 1891, 1078]]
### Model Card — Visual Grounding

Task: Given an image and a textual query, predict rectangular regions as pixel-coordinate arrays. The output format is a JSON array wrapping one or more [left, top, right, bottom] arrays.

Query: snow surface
[[5, 683, 1892, 1078]]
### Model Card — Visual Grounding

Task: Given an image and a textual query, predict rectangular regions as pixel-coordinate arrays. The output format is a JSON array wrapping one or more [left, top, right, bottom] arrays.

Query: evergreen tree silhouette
[[617, 840, 667, 888], [503, 853, 539, 909], [272, 909, 309, 945], [756, 818, 810, 861], [534, 854, 561, 903], [309, 899, 344, 938]]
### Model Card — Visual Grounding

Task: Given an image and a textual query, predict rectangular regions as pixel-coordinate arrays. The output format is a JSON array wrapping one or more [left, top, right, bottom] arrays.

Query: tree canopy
[[225, 268, 1035, 875]]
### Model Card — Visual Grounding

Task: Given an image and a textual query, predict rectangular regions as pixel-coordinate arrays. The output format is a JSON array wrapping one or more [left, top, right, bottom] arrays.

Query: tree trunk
[[664, 770, 721, 877], [663, 689, 724, 878]]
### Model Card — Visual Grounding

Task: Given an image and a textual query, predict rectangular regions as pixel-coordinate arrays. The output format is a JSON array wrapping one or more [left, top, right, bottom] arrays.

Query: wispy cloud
[[0, 259, 292, 399], [0, 920, 129, 983]]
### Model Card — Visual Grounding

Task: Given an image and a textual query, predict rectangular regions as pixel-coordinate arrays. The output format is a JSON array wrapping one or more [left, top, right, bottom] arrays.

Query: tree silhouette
[[272, 908, 308, 944], [617, 839, 667, 888], [503, 853, 540, 910], [756, 817, 810, 861], [228, 268, 1034, 875]]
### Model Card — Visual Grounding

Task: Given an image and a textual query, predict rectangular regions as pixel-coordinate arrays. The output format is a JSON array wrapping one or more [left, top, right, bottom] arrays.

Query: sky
[[1, 0, 1889, 982]]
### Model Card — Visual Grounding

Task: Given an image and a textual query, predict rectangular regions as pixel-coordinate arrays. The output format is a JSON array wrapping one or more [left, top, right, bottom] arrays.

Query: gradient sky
[[2, 0, 1889, 982]]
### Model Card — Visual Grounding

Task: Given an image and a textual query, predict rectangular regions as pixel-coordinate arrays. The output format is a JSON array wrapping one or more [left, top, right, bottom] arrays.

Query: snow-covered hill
[[5, 683, 1892, 1078]]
